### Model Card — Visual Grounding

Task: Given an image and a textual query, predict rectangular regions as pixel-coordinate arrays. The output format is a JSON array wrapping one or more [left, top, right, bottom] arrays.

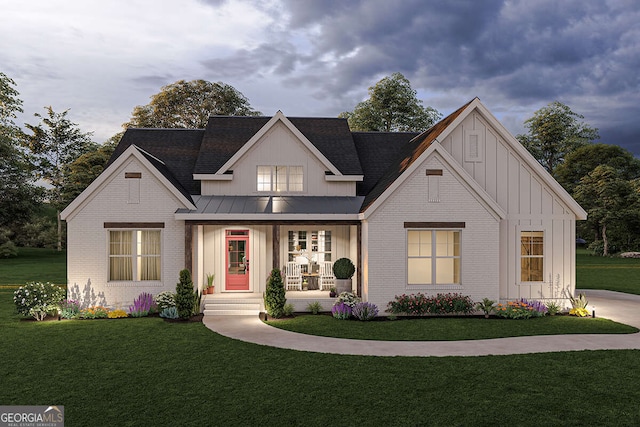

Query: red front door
[[225, 231, 249, 291]]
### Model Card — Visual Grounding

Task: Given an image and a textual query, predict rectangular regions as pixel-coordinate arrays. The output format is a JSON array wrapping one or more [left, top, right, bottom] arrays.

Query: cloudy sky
[[2, 0, 639, 154]]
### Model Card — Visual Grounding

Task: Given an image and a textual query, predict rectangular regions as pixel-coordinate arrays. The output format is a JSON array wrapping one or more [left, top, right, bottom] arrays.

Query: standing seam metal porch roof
[[176, 195, 365, 215]]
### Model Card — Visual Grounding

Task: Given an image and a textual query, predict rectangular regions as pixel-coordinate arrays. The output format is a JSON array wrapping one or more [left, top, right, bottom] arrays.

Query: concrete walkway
[[202, 290, 640, 357]]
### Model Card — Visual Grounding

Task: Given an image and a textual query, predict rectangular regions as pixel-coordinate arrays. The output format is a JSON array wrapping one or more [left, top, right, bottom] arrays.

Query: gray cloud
[[3, 0, 638, 155], [225, 0, 640, 154]]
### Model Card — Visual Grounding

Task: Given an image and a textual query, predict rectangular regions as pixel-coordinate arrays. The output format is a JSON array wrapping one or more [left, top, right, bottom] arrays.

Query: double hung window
[[520, 231, 544, 282], [407, 230, 461, 285], [109, 230, 161, 281]]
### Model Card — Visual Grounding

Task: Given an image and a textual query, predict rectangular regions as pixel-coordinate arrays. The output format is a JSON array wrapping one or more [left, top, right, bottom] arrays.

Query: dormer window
[[257, 165, 303, 192]]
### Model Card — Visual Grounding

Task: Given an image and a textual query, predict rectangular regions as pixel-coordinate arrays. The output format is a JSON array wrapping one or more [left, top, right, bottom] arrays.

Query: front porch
[[202, 290, 337, 316], [187, 221, 361, 298]]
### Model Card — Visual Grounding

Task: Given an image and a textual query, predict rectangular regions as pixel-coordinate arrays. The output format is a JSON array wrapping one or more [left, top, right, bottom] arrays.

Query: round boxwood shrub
[[333, 258, 355, 279]]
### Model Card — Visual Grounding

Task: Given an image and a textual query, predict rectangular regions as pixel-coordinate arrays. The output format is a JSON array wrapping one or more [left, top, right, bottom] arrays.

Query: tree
[[555, 144, 640, 194], [22, 107, 97, 251], [339, 72, 441, 132], [61, 140, 116, 205], [517, 101, 599, 175], [124, 79, 261, 129], [574, 165, 640, 256], [0, 72, 39, 248]]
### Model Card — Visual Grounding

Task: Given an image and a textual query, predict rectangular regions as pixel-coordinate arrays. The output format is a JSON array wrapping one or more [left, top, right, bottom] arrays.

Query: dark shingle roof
[[194, 116, 270, 174], [108, 101, 474, 211], [134, 146, 194, 204], [353, 132, 419, 196], [109, 128, 204, 195], [193, 116, 362, 175], [359, 99, 474, 212], [289, 117, 363, 175]]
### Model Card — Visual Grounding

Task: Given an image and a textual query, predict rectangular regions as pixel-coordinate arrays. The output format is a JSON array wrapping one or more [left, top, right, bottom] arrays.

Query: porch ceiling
[[176, 195, 365, 215]]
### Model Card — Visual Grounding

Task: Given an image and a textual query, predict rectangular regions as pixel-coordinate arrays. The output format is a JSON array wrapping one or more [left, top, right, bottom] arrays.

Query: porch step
[[203, 297, 263, 316]]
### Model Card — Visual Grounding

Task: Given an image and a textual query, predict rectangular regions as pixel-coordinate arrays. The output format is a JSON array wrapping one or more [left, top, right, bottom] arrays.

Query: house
[[60, 98, 586, 314]]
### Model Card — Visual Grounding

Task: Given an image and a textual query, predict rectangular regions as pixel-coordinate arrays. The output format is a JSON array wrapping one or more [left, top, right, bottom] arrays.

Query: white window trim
[[406, 229, 462, 289], [257, 165, 304, 193], [517, 226, 546, 285], [106, 229, 163, 285]]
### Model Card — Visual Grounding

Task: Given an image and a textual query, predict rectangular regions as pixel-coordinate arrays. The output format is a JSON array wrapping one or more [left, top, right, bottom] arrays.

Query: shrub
[[160, 306, 179, 319], [331, 302, 352, 320], [108, 309, 128, 319], [59, 299, 81, 319], [306, 301, 323, 314], [129, 292, 155, 317], [283, 303, 295, 317], [264, 268, 286, 318], [333, 258, 355, 279], [79, 306, 110, 319], [0, 240, 18, 258], [386, 293, 474, 316], [569, 292, 589, 309], [475, 298, 496, 317], [352, 302, 378, 321], [13, 282, 66, 321], [567, 292, 590, 317], [495, 299, 547, 319], [175, 269, 195, 320], [336, 292, 360, 307], [546, 301, 562, 316], [570, 307, 590, 317]]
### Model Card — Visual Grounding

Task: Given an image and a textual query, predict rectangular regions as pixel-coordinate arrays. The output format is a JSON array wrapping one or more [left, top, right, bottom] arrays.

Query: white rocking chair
[[285, 261, 302, 291], [318, 261, 335, 291]]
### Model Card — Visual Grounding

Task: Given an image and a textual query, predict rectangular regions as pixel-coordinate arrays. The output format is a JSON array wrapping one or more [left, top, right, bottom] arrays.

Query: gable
[[62, 146, 196, 221], [194, 112, 363, 177], [227, 120, 333, 172], [360, 98, 586, 220], [436, 101, 587, 219], [360, 100, 473, 212], [363, 141, 505, 220]]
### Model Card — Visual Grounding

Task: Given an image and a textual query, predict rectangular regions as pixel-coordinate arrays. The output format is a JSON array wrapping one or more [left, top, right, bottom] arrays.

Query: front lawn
[[266, 314, 637, 340], [2, 290, 640, 426], [0, 247, 66, 286], [577, 248, 640, 294]]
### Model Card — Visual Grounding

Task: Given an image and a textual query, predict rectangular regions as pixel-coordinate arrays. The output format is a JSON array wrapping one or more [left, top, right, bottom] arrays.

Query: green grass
[[577, 248, 640, 294], [1, 290, 640, 426], [0, 247, 66, 286], [267, 314, 637, 340]]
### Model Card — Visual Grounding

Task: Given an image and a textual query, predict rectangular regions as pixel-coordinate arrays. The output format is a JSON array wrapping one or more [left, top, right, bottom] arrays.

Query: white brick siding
[[363, 154, 500, 312], [65, 157, 186, 308]]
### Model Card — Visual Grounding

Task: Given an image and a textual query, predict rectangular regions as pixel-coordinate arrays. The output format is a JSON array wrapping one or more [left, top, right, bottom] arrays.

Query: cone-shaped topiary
[[264, 268, 286, 318], [175, 269, 195, 319]]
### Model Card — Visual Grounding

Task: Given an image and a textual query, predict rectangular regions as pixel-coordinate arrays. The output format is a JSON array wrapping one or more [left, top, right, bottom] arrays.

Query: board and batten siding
[[200, 122, 356, 197], [440, 110, 577, 301], [200, 225, 271, 293], [65, 157, 186, 307], [362, 154, 500, 310]]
